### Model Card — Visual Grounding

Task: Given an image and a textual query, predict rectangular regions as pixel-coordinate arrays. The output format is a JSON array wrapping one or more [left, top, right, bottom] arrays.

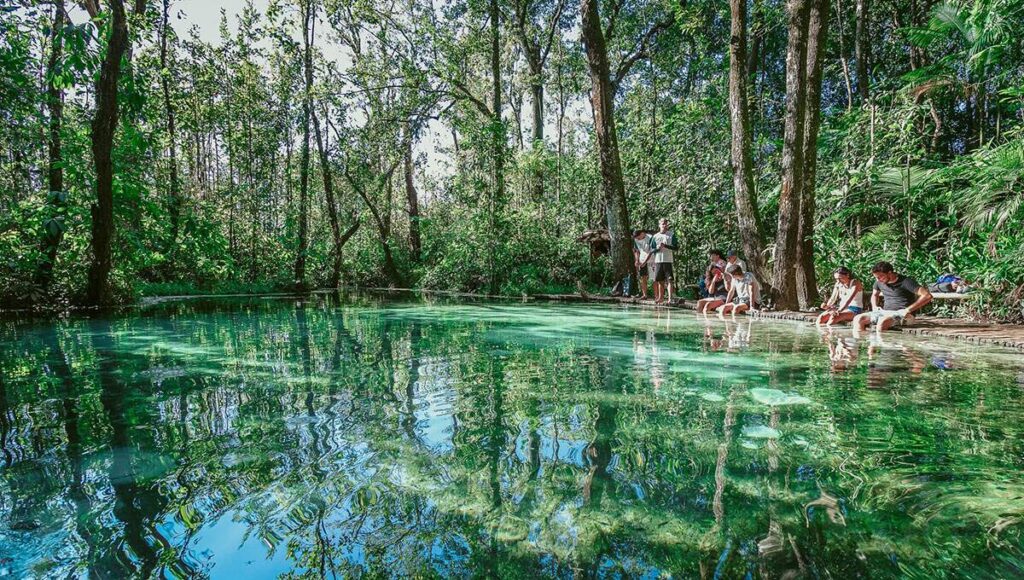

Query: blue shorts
[[845, 306, 863, 314]]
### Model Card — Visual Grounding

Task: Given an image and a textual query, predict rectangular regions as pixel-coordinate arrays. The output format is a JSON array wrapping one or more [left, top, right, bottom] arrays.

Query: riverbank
[[6, 286, 1024, 351], [527, 291, 1024, 351], [132, 287, 1024, 351]]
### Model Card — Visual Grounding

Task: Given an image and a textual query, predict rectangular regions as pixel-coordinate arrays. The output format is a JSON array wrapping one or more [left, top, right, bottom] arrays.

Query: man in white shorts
[[853, 261, 932, 333]]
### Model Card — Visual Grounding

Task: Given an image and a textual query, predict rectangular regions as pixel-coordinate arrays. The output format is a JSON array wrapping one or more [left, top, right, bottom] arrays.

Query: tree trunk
[[745, 0, 762, 83], [772, 0, 811, 310], [344, 163, 404, 287], [405, 137, 421, 262], [530, 72, 545, 201], [855, 0, 870, 102], [312, 105, 344, 288], [36, 0, 65, 294], [85, 0, 130, 306], [530, 74, 544, 146], [581, 0, 634, 284], [728, 0, 768, 285], [294, 0, 313, 291], [796, 0, 829, 309], [834, 0, 854, 111], [161, 0, 182, 262], [489, 0, 505, 293]]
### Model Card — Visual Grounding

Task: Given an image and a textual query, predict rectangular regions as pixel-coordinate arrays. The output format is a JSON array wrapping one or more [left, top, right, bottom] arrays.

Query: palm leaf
[[930, 1, 971, 41], [957, 140, 1024, 232]]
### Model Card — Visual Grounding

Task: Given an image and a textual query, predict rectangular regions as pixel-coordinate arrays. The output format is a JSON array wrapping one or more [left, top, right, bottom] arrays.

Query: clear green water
[[1, 294, 1023, 578]]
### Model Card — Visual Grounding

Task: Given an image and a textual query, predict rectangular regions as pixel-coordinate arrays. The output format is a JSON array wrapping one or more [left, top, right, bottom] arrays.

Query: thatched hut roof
[[576, 229, 610, 244], [577, 229, 611, 257]]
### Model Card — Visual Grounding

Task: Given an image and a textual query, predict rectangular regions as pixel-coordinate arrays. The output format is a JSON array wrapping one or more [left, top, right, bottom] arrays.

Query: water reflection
[[0, 296, 1022, 577]]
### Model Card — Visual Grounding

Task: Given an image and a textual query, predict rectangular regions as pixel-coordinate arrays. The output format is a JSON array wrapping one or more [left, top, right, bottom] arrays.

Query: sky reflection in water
[[0, 294, 1023, 578]]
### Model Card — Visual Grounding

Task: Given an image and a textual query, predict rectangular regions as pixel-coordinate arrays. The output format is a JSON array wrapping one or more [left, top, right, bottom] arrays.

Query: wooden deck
[[529, 293, 1024, 351]]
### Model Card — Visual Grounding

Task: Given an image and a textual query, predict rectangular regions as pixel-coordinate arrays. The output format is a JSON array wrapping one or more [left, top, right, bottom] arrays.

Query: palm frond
[[904, 26, 948, 48], [957, 140, 1024, 232], [930, 1, 970, 40], [872, 166, 937, 200]]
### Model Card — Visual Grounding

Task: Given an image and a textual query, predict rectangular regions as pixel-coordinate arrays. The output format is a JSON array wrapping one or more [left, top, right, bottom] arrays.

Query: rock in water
[[749, 388, 811, 406]]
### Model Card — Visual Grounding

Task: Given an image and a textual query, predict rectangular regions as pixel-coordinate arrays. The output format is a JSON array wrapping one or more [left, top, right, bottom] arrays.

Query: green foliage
[[0, 0, 1023, 321]]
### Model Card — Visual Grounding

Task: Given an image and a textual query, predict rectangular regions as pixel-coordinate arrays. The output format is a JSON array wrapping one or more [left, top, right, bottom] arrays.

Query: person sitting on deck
[[699, 250, 727, 298], [816, 267, 864, 327], [696, 266, 729, 313], [717, 264, 760, 316], [853, 261, 933, 333], [651, 218, 679, 304], [632, 229, 654, 300]]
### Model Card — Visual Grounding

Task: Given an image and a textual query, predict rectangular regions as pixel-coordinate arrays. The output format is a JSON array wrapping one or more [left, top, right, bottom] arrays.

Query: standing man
[[853, 261, 933, 333], [632, 229, 654, 299], [651, 218, 679, 304]]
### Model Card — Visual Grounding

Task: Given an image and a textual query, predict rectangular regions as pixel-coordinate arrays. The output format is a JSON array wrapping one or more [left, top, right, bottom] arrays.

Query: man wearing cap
[[726, 250, 746, 274]]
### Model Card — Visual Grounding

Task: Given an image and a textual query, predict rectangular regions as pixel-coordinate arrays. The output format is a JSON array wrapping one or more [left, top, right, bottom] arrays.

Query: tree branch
[[540, 0, 567, 65], [612, 16, 673, 89], [604, 0, 623, 41]]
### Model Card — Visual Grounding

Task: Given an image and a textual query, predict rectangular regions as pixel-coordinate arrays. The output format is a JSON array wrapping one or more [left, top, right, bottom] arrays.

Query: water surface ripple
[[1, 295, 1023, 578]]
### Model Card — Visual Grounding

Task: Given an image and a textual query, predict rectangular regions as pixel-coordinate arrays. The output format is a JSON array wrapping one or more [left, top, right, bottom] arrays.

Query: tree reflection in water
[[0, 295, 1023, 577]]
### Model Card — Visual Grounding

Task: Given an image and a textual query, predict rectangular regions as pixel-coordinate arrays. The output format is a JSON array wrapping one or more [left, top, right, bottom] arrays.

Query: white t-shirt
[[733, 272, 760, 303], [634, 234, 653, 264], [834, 280, 864, 309], [651, 231, 678, 264]]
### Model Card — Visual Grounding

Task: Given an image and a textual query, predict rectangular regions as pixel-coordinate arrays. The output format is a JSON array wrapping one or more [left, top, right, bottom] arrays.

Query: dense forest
[[2, 0, 1023, 318]]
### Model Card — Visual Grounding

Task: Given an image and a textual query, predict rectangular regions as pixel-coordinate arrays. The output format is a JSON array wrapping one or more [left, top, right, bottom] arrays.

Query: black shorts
[[653, 263, 673, 282]]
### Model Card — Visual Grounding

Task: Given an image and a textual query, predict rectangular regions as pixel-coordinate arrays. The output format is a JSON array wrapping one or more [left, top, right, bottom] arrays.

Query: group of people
[[631, 218, 680, 304], [630, 220, 934, 332], [817, 261, 933, 332], [631, 219, 762, 313], [694, 249, 761, 316]]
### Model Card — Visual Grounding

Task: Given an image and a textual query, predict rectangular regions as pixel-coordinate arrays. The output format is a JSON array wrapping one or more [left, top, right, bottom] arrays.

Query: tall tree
[[772, 0, 812, 310], [36, 0, 66, 293], [294, 0, 313, 291], [84, 0, 132, 305], [404, 136, 421, 262], [160, 0, 182, 261], [488, 0, 505, 293], [796, 0, 830, 308], [581, 0, 629, 284], [580, 0, 670, 285], [311, 101, 353, 288], [728, 0, 768, 283], [855, 0, 870, 101], [511, 0, 566, 200], [343, 160, 404, 285]]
